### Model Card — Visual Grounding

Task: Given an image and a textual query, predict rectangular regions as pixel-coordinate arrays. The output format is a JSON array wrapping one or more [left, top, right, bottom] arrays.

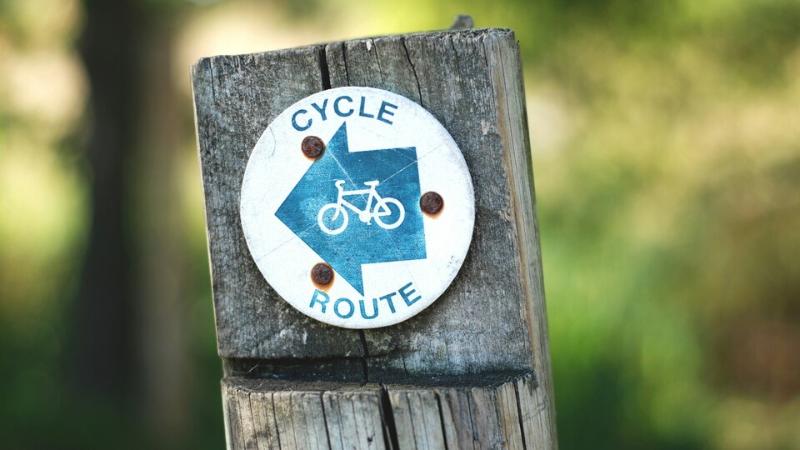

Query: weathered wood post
[[192, 25, 556, 449]]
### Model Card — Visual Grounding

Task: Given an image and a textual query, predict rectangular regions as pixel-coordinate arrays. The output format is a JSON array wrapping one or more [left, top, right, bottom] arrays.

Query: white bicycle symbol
[[317, 180, 405, 235]]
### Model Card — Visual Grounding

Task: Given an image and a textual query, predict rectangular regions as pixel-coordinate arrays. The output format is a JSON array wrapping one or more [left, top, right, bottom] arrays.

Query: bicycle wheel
[[317, 204, 349, 235], [374, 198, 405, 230]]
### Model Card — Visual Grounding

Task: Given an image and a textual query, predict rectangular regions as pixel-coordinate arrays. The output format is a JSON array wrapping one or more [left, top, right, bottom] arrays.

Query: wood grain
[[224, 373, 547, 449], [192, 27, 556, 448], [326, 31, 542, 381], [191, 48, 363, 368]]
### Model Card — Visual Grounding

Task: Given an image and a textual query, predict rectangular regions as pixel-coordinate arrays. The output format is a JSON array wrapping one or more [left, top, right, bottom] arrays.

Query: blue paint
[[359, 298, 379, 319], [377, 101, 398, 125], [398, 282, 421, 306], [311, 99, 328, 121], [334, 297, 355, 318], [380, 292, 397, 313], [291, 109, 311, 131], [309, 289, 330, 312], [277, 122, 426, 294], [290, 95, 396, 131], [307, 281, 420, 320], [358, 96, 374, 118], [333, 95, 354, 117]]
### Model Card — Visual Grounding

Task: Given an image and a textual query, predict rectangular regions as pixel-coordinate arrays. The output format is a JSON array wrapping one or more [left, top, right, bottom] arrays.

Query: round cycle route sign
[[240, 87, 474, 329]]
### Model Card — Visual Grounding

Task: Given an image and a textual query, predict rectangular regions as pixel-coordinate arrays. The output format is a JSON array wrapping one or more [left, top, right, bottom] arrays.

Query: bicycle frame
[[334, 182, 389, 222], [316, 180, 405, 236]]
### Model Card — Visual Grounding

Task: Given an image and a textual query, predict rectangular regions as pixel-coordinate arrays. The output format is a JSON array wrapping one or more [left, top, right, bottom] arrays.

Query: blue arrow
[[276, 122, 426, 295]]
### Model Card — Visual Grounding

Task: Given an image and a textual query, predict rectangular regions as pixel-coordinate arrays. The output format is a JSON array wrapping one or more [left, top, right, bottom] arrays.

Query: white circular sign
[[240, 87, 474, 329]]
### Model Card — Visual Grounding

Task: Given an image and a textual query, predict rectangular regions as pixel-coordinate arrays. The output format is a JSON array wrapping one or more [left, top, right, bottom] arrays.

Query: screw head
[[301, 136, 325, 159], [311, 262, 334, 286], [420, 191, 444, 215]]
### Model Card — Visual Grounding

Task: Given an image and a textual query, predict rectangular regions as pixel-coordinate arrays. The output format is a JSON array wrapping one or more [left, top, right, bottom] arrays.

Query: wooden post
[[192, 27, 556, 449]]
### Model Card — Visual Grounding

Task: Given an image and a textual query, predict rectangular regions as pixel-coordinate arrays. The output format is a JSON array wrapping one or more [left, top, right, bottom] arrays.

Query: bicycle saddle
[[363, 180, 380, 187]]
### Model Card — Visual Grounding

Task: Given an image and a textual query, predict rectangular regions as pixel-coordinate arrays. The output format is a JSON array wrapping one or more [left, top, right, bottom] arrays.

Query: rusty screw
[[420, 191, 444, 215], [311, 262, 334, 286], [301, 136, 325, 159]]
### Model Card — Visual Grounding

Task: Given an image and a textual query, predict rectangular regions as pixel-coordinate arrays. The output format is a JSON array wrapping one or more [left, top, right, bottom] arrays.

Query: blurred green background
[[1, 0, 798, 449]]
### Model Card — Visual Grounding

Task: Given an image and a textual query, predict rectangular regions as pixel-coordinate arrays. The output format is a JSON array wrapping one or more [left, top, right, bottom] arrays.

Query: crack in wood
[[222, 371, 544, 449], [359, 330, 370, 384], [400, 37, 423, 105], [318, 45, 332, 90], [194, 27, 557, 449], [380, 385, 400, 450]]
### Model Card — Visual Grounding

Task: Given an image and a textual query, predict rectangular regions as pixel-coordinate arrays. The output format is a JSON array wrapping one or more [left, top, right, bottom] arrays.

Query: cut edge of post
[[189, 27, 513, 70], [484, 30, 559, 448]]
